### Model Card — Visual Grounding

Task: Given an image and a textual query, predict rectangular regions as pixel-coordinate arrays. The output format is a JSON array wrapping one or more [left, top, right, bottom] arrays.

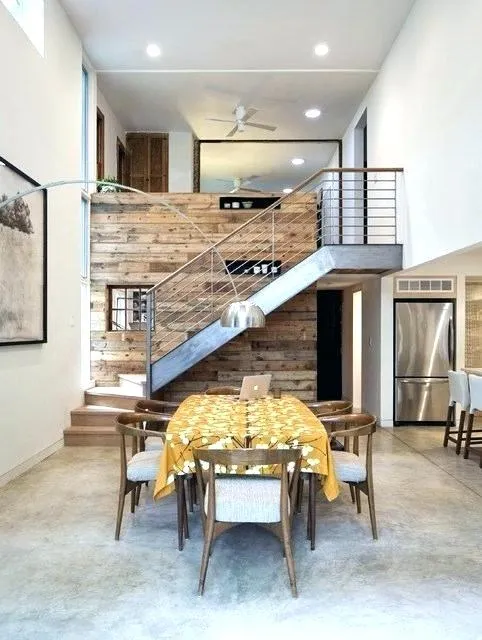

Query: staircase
[[64, 375, 145, 445], [146, 167, 404, 396]]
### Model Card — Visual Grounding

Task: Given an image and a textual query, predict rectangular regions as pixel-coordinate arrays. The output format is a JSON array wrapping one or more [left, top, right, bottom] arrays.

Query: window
[[81, 66, 89, 185], [96, 109, 105, 180], [108, 286, 150, 331], [1, 0, 44, 55], [80, 196, 89, 280]]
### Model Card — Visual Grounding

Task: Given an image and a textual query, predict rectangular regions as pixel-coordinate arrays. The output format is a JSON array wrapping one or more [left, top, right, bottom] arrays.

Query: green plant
[[97, 176, 123, 192]]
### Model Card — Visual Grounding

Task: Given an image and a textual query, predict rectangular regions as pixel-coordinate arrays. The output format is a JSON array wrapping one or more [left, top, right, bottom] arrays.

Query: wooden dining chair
[[134, 398, 198, 514], [204, 386, 240, 396], [193, 448, 302, 597], [115, 413, 189, 550], [444, 370, 471, 454], [463, 374, 482, 463], [306, 413, 377, 549]]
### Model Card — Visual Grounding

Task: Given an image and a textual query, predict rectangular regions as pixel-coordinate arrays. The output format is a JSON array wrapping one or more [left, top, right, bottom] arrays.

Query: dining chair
[[193, 448, 302, 597], [204, 386, 240, 395], [297, 399, 354, 512], [444, 370, 471, 454], [463, 374, 482, 463], [115, 413, 189, 550], [306, 413, 377, 549], [135, 398, 197, 513]]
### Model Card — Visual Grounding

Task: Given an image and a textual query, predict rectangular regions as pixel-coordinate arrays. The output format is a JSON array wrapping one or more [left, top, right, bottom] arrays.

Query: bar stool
[[443, 370, 470, 454], [463, 374, 482, 463]]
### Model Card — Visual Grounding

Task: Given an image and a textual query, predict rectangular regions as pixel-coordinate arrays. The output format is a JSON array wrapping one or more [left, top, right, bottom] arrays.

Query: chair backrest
[[205, 386, 240, 396], [135, 398, 179, 413], [193, 448, 302, 523], [448, 370, 470, 410], [115, 412, 169, 474], [309, 400, 353, 416], [468, 374, 482, 413], [320, 413, 376, 472]]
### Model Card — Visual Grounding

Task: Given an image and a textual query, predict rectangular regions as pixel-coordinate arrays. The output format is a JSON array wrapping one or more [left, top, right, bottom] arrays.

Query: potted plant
[[97, 175, 123, 193]]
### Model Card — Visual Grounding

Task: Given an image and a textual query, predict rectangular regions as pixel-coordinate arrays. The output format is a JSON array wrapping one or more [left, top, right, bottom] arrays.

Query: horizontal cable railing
[[146, 168, 403, 370]]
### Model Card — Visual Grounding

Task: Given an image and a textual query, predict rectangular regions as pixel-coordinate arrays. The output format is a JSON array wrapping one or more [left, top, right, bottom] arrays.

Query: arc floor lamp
[[0, 179, 265, 329]]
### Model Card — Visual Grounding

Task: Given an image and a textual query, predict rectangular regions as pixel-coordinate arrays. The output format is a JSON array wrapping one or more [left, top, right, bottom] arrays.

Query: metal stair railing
[[146, 167, 403, 370]]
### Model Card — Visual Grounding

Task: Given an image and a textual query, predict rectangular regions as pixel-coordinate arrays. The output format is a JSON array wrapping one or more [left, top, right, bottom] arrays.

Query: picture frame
[[0, 155, 47, 345]]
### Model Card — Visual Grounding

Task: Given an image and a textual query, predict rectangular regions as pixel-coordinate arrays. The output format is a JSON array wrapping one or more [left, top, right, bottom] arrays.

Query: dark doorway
[[317, 290, 342, 400]]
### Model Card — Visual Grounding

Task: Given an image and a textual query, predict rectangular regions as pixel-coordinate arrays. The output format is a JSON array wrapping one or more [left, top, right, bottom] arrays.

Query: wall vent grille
[[395, 277, 455, 294]]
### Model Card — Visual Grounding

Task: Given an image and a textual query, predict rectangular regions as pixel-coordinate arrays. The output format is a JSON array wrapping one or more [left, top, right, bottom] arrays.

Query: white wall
[[169, 132, 193, 192], [0, 0, 83, 482], [97, 89, 126, 179], [341, 0, 482, 268]]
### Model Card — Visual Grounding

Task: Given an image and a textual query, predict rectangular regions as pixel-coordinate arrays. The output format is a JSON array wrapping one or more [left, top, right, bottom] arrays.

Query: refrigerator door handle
[[397, 378, 447, 384], [448, 318, 454, 367]]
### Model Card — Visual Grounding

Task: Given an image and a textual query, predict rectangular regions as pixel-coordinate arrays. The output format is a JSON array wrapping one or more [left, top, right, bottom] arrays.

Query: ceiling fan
[[206, 105, 277, 138], [216, 176, 263, 193]]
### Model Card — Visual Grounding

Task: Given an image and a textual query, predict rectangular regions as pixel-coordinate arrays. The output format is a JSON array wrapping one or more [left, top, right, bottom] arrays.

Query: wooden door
[[126, 133, 169, 192]]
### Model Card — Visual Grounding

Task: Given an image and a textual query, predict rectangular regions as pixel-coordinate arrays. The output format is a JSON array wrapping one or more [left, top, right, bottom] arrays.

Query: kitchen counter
[[462, 368, 482, 376]]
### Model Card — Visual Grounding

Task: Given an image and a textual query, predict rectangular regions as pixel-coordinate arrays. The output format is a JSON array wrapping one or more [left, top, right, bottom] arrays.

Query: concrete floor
[[1, 427, 482, 640]]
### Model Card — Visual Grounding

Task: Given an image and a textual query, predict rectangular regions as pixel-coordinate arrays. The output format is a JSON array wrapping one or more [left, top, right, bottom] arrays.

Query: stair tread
[[86, 386, 144, 399], [64, 426, 118, 433], [118, 374, 146, 383], [72, 405, 133, 414]]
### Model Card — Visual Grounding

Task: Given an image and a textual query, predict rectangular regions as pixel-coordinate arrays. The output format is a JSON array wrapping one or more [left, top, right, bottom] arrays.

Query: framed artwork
[[0, 156, 47, 345]]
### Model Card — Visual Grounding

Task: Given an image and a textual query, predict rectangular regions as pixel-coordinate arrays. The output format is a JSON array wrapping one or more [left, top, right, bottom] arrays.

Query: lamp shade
[[220, 301, 265, 328]]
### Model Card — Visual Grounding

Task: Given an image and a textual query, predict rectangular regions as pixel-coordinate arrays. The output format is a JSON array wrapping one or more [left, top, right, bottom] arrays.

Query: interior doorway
[[352, 290, 362, 410], [317, 290, 342, 400]]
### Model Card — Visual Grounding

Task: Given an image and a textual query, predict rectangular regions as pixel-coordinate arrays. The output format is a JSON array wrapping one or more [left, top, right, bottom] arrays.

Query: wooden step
[[64, 426, 120, 447], [85, 387, 141, 410], [70, 405, 130, 427]]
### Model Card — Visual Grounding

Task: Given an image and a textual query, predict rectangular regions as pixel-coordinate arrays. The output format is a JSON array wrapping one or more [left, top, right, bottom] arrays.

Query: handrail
[[146, 166, 404, 295]]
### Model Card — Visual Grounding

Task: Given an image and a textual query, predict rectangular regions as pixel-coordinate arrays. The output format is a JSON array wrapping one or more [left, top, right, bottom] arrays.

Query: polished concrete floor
[[1, 428, 482, 640]]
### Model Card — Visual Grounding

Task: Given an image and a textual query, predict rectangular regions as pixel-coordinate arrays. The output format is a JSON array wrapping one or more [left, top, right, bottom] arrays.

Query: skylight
[[1, 0, 44, 56]]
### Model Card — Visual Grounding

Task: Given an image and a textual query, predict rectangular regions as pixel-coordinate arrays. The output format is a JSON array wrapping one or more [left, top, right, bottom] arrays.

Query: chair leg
[[464, 413, 475, 459], [135, 484, 141, 507], [367, 480, 378, 540], [297, 477, 304, 513], [183, 483, 190, 540], [175, 475, 185, 551], [308, 474, 316, 551], [130, 485, 137, 514], [455, 410, 466, 455], [198, 518, 215, 595], [281, 515, 298, 597], [355, 486, 362, 514], [349, 485, 356, 503], [191, 476, 198, 506], [443, 403, 454, 447], [115, 481, 127, 541]]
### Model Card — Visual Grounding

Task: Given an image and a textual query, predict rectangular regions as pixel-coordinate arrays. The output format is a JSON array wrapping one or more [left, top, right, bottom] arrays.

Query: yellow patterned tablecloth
[[153, 394, 339, 501]]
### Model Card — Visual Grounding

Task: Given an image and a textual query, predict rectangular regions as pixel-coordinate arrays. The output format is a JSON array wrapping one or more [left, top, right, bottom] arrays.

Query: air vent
[[395, 277, 455, 295]]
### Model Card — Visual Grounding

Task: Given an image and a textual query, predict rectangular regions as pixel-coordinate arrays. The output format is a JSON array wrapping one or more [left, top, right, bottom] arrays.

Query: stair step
[[64, 426, 119, 447], [70, 405, 130, 427], [118, 374, 147, 396], [85, 387, 141, 410]]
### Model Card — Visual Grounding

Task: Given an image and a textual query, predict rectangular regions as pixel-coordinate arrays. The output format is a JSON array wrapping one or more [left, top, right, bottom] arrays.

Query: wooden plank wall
[[90, 193, 317, 400]]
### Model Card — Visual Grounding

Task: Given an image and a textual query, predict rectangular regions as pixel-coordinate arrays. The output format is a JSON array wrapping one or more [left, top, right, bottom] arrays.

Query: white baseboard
[[380, 419, 394, 427], [0, 438, 63, 488]]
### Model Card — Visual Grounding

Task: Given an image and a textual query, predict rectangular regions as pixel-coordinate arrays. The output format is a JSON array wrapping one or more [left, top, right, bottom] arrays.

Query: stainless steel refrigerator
[[394, 300, 455, 425]]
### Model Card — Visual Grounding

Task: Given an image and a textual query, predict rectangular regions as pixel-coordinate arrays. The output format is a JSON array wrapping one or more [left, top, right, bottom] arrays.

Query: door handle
[[398, 378, 447, 384], [448, 318, 454, 366]]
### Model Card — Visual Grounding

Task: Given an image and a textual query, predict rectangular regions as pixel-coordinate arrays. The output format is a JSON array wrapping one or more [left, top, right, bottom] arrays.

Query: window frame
[[107, 285, 152, 332]]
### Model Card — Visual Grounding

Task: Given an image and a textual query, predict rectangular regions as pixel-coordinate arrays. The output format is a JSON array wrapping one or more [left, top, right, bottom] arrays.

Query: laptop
[[238, 374, 272, 401]]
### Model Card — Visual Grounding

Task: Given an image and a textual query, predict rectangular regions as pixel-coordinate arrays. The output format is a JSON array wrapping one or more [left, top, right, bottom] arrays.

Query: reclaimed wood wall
[[90, 192, 317, 400]]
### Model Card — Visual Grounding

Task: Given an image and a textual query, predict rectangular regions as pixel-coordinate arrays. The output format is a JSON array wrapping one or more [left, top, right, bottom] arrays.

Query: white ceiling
[[61, 0, 415, 139], [200, 141, 338, 192]]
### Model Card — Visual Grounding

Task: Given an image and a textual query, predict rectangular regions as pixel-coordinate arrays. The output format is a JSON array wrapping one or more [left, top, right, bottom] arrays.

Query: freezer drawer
[[395, 378, 449, 424]]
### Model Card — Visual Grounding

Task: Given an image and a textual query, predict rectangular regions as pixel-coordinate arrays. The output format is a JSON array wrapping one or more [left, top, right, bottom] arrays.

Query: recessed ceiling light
[[304, 108, 322, 119], [283, 188, 293, 194], [146, 43, 161, 58], [314, 42, 330, 57], [291, 158, 305, 166]]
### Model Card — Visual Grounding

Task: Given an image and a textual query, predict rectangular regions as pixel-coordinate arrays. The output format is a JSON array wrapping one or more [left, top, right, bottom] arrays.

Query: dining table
[[153, 393, 339, 502]]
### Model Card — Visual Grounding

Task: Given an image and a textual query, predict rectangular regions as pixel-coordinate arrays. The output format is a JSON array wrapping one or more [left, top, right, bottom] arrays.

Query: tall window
[[96, 109, 105, 180], [1, 0, 44, 55], [81, 66, 89, 185]]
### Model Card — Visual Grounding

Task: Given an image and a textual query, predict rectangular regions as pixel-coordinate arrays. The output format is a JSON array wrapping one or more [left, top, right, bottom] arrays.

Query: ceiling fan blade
[[243, 174, 262, 183], [206, 117, 236, 123], [245, 122, 277, 132], [229, 187, 240, 193], [239, 187, 263, 193], [226, 124, 239, 138], [241, 107, 259, 123]]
